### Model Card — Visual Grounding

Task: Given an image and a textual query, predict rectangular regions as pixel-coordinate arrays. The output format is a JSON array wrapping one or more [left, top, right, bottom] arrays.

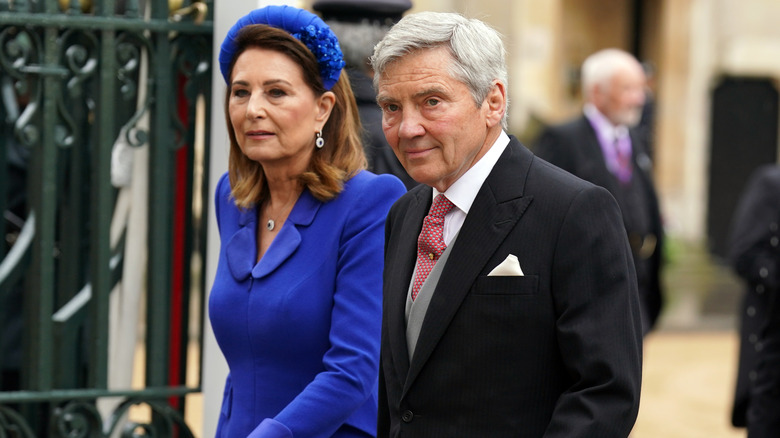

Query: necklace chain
[[264, 195, 297, 232]]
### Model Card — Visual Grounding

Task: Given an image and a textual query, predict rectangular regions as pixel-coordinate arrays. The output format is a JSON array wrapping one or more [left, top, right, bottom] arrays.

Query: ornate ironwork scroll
[[0, 0, 212, 436]]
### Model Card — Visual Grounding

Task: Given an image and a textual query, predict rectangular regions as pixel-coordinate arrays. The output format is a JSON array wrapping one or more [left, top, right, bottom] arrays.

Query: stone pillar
[[655, 0, 712, 240]]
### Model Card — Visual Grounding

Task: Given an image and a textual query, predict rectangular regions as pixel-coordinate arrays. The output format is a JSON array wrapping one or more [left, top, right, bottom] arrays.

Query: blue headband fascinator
[[219, 5, 346, 90]]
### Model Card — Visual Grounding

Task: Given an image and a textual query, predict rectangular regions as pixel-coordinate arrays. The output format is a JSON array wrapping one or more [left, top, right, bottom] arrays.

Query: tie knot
[[429, 194, 454, 218]]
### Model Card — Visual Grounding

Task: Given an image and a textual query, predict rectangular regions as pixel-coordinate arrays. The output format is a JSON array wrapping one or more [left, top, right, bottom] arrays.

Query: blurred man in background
[[534, 48, 664, 336]]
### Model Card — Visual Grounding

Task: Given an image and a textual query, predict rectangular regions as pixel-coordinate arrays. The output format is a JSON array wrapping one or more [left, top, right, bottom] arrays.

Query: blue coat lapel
[[225, 190, 321, 281]]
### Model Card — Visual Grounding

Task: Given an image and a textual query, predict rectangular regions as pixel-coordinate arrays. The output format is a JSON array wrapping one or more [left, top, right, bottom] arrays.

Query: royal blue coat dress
[[209, 170, 406, 438]]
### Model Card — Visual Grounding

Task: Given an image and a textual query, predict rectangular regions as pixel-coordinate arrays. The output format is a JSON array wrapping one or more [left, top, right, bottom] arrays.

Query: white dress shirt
[[433, 130, 510, 245]]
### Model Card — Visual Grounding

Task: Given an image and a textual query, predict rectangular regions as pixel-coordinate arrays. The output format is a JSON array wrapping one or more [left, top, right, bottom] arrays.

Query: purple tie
[[614, 136, 632, 183], [411, 194, 454, 300]]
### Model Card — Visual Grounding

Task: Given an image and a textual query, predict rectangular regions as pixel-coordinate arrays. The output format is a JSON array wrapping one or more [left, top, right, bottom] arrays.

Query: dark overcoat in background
[[728, 164, 780, 434]]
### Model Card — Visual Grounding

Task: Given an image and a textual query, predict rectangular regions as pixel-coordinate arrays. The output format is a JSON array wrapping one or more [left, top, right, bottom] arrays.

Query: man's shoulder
[[528, 151, 600, 194], [532, 115, 593, 161], [756, 164, 780, 183], [501, 137, 605, 200], [746, 164, 780, 196], [391, 183, 427, 209]]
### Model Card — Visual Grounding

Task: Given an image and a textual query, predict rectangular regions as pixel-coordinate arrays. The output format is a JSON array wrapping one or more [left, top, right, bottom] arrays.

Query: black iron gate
[[0, 0, 212, 435]]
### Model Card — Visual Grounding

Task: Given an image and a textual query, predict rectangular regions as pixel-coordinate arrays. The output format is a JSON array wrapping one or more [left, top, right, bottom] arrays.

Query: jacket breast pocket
[[472, 275, 539, 296]]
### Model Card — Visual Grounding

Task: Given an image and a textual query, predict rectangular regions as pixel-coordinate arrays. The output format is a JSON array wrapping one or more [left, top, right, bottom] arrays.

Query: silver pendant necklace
[[264, 194, 298, 232]]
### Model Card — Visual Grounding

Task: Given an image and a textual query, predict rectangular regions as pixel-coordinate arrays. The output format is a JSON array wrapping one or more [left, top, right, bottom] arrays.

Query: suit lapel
[[629, 129, 655, 185], [579, 116, 621, 194], [387, 187, 431, 383], [402, 138, 534, 394]]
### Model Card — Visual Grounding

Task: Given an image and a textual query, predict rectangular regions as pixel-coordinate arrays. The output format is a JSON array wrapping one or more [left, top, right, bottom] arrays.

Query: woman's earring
[[315, 131, 325, 149]]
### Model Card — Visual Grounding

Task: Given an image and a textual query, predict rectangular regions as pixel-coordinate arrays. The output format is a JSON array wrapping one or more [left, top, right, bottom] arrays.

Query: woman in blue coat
[[210, 6, 406, 437]]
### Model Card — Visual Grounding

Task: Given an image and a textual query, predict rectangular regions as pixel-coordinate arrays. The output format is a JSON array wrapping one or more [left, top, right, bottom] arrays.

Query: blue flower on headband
[[219, 5, 346, 90], [292, 25, 344, 91]]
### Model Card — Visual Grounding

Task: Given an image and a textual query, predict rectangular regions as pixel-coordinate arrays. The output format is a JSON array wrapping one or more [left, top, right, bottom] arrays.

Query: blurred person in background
[[534, 48, 664, 336], [728, 163, 780, 438], [210, 5, 406, 437], [313, 0, 416, 189]]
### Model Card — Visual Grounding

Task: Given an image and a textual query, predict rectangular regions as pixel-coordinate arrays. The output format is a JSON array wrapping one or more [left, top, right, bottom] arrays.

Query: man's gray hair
[[580, 48, 641, 101], [371, 11, 509, 128]]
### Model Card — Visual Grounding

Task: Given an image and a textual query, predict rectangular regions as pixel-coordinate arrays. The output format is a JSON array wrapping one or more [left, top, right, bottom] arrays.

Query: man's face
[[376, 47, 501, 192], [595, 63, 646, 127]]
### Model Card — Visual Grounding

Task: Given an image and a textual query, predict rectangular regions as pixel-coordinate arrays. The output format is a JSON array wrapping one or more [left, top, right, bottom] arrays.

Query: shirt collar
[[433, 130, 510, 215], [584, 103, 628, 141]]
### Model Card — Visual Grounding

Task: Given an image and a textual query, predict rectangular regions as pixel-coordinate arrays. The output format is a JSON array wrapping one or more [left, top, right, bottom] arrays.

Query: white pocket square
[[488, 254, 524, 276]]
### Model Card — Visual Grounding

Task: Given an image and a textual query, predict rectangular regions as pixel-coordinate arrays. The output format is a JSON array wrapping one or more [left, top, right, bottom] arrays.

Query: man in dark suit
[[728, 164, 780, 437], [372, 12, 643, 437], [534, 49, 664, 336]]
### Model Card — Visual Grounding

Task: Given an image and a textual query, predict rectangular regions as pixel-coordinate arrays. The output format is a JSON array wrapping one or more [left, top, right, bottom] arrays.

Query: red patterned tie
[[411, 194, 455, 300]]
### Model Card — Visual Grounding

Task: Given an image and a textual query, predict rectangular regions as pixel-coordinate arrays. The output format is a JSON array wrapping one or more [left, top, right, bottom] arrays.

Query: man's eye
[[384, 104, 399, 113], [426, 98, 440, 106]]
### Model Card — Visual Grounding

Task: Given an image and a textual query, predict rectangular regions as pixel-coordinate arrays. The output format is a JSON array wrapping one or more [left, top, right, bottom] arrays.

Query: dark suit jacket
[[534, 116, 664, 333], [728, 164, 780, 429], [379, 137, 643, 437]]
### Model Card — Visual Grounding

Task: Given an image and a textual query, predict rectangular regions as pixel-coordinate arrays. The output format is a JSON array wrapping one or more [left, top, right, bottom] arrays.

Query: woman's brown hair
[[224, 25, 367, 208]]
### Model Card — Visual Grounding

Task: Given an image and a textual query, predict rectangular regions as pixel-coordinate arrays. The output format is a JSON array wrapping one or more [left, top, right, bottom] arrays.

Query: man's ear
[[484, 81, 506, 128]]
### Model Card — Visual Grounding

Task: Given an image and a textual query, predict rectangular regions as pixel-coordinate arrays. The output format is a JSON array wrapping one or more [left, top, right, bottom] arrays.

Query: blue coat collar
[[226, 189, 321, 281]]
